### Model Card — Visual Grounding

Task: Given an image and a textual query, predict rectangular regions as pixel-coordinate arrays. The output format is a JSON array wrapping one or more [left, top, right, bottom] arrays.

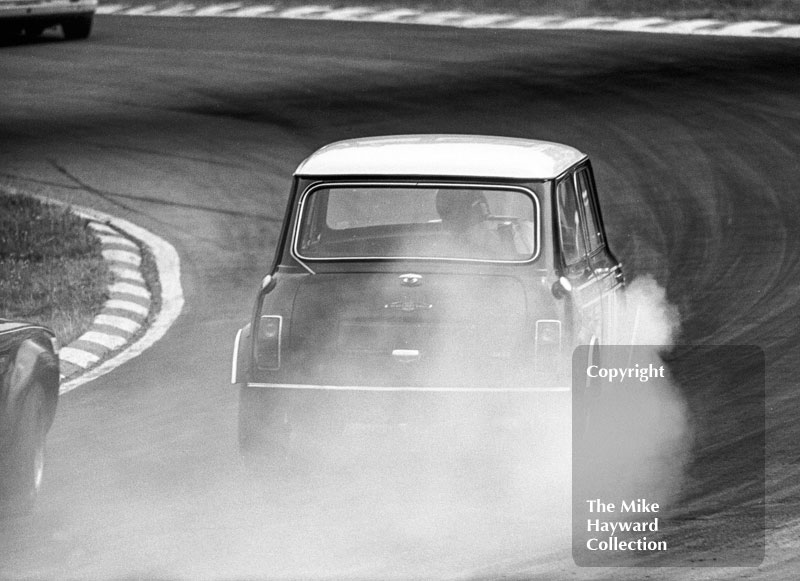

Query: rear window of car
[[294, 183, 541, 262]]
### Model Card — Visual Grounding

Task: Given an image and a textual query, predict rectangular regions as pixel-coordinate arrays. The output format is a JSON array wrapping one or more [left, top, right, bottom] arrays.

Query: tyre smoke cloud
[[25, 276, 690, 579], [573, 276, 692, 566], [618, 275, 681, 348]]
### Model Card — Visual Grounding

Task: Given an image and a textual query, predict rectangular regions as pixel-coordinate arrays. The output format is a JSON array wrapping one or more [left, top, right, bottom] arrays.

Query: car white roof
[[294, 135, 586, 180]]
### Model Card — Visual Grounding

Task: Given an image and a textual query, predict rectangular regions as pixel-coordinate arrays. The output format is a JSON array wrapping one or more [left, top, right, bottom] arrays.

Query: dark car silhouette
[[0, 320, 59, 516], [0, 0, 95, 40]]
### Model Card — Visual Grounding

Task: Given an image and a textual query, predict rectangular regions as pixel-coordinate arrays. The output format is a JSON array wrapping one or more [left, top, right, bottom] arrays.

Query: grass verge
[[0, 187, 110, 347]]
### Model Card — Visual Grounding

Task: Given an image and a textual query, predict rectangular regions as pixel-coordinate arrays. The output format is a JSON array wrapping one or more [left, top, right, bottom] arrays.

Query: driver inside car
[[435, 189, 517, 259]]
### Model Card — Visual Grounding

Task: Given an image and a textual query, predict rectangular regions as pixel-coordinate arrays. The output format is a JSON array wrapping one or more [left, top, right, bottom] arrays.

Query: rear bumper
[[247, 350, 566, 390], [245, 382, 569, 393]]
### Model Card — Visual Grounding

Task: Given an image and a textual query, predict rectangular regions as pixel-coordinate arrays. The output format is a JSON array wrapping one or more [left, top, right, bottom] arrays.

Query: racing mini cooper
[[231, 135, 624, 463]]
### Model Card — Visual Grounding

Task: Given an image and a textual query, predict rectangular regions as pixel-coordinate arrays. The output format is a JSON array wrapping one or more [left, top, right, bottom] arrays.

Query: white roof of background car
[[294, 135, 587, 180]]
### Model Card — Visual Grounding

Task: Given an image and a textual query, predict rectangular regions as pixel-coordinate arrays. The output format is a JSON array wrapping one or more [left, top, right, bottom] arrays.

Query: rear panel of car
[[245, 177, 570, 389]]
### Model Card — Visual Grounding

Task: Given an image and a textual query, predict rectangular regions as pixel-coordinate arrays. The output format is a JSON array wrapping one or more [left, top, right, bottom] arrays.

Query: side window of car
[[557, 176, 586, 265], [297, 190, 326, 251], [576, 169, 604, 253]]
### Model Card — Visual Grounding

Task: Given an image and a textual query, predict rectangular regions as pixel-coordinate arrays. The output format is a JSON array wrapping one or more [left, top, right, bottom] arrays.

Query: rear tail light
[[255, 315, 282, 370]]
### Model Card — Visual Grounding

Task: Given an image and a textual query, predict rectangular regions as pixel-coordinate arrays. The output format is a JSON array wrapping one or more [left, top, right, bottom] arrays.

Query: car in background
[[231, 134, 625, 466], [0, 0, 96, 40], [0, 320, 59, 516]]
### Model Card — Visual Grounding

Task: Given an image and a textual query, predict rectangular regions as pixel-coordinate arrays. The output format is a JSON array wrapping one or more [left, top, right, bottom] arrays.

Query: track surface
[[1, 16, 799, 580]]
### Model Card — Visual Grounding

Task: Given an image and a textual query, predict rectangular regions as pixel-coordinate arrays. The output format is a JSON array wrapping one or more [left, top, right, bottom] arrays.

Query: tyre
[[238, 386, 296, 477], [62, 15, 92, 40], [25, 26, 46, 38], [0, 385, 47, 518], [0, 25, 24, 41], [239, 424, 293, 473]]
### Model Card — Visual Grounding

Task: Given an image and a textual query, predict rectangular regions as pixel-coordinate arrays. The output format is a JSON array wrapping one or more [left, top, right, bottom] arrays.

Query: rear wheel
[[62, 16, 92, 40], [0, 25, 24, 40], [240, 427, 293, 474], [238, 387, 297, 477], [25, 25, 46, 38], [238, 386, 352, 480]]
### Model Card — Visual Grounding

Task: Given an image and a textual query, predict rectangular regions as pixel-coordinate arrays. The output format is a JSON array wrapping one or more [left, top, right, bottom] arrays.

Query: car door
[[555, 172, 603, 347], [574, 165, 625, 345]]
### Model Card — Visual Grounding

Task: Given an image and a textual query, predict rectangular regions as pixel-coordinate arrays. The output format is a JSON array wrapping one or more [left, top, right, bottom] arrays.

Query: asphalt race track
[[1, 14, 799, 580]]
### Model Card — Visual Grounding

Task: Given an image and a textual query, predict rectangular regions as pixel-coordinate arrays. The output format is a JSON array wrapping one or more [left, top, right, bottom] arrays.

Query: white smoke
[[619, 275, 682, 347], [213, 275, 691, 577], [19, 276, 691, 580], [572, 275, 692, 566]]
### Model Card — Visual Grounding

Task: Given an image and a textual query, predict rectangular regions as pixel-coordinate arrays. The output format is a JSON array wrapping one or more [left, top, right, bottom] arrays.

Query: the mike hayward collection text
[[585, 498, 668, 552]]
